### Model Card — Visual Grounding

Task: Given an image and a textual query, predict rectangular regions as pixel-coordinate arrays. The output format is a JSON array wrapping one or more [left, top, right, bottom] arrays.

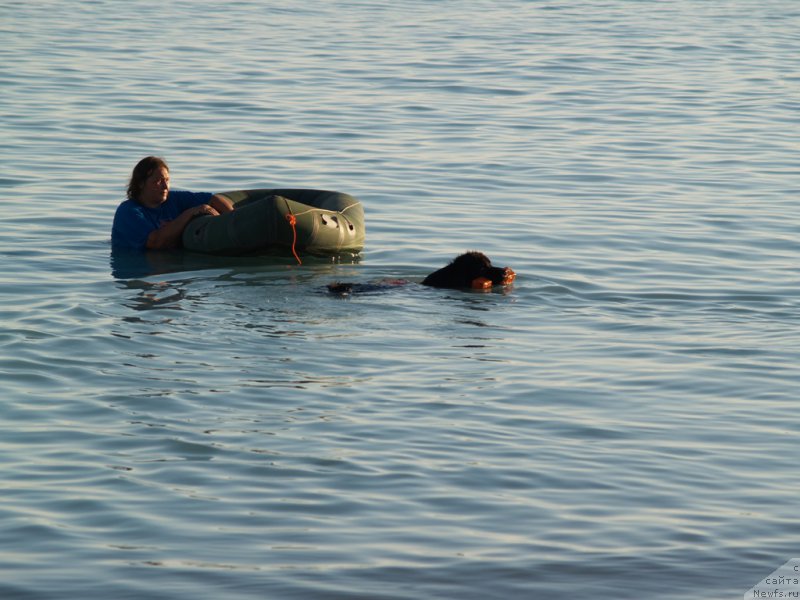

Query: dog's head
[[421, 251, 516, 290]]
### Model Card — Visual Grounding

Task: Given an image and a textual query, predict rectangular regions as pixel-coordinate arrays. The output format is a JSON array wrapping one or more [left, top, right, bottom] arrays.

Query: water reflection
[[110, 248, 199, 280], [120, 279, 187, 312], [110, 247, 361, 280]]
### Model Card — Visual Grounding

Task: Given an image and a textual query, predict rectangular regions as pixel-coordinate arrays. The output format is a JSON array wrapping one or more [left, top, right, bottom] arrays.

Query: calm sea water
[[2, 1, 799, 598]]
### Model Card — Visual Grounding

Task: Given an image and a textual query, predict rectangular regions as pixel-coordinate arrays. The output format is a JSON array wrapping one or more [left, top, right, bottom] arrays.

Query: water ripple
[[2, 0, 799, 598]]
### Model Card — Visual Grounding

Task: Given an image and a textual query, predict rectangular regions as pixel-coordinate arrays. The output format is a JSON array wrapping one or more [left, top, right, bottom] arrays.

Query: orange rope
[[285, 212, 302, 265]]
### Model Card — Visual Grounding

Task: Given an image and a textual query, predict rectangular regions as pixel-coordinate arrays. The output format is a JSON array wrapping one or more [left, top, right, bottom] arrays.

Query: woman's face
[[139, 167, 170, 208]]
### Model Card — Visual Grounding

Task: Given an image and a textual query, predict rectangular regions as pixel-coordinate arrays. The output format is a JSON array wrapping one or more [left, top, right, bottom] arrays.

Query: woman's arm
[[145, 204, 219, 250], [209, 194, 234, 214]]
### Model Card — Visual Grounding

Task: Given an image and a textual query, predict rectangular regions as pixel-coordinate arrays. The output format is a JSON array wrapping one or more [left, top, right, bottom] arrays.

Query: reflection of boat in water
[[183, 189, 365, 256], [110, 246, 362, 280]]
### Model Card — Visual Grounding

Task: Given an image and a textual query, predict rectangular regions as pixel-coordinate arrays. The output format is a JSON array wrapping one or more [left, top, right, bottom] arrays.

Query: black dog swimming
[[327, 251, 516, 295]]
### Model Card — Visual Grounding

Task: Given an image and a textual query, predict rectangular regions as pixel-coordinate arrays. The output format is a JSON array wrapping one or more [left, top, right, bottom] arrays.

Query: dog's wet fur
[[327, 251, 515, 296]]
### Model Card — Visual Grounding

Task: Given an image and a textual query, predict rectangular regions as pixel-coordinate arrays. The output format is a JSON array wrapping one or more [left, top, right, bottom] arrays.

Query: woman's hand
[[189, 204, 220, 218]]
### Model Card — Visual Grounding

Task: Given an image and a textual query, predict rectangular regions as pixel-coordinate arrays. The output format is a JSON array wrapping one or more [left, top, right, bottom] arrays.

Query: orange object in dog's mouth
[[472, 267, 516, 290], [471, 277, 493, 290]]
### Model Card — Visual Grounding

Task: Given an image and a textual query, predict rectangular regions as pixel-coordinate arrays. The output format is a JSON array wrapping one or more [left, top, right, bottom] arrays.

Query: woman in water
[[111, 156, 234, 250]]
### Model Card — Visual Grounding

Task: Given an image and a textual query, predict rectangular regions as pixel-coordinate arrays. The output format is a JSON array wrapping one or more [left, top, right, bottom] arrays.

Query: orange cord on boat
[[285, 212, 302, 265]]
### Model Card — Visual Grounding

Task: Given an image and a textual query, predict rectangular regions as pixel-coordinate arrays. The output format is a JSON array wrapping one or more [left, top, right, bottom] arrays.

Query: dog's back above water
[[327, 251, 515, 296]]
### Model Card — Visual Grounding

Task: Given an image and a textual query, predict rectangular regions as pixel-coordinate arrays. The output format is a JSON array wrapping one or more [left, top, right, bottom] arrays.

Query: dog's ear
[[421, 268, 447, 287], [421, 262, 462, 287]]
